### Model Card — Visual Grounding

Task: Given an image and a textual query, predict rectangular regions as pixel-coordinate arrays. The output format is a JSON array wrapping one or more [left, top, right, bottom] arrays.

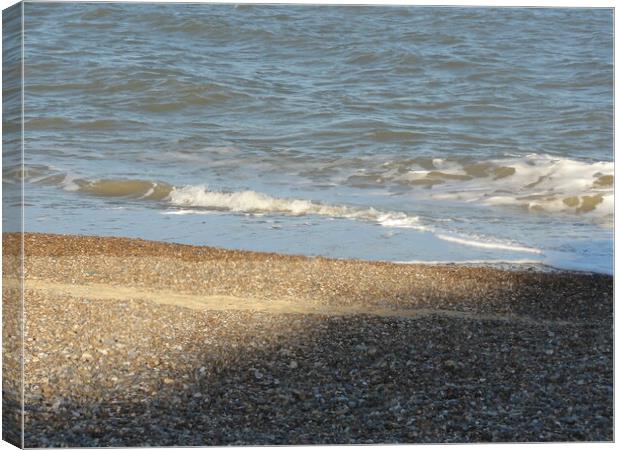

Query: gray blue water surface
[[4, 3, 614, 273]]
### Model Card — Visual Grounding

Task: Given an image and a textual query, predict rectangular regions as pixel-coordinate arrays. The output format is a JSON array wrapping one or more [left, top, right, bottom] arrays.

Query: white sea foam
[[378, 153, 613, 217], [376, 213, 426, 229], [138, 183, 157, 199], [60, 173, 81, 192], [436, 234, 543, 254], [166, 185, 425, 229]]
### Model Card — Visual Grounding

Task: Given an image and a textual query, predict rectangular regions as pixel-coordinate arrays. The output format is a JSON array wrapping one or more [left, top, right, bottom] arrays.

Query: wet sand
[[2, 233, 613, 446]]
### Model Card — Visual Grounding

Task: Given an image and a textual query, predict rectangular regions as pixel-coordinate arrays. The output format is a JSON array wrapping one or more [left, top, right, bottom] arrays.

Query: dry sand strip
[[22, 278, 573, 326]]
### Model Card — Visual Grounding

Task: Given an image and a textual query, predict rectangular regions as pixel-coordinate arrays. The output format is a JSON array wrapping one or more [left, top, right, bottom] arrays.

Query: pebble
[[5, 233, 612, 447]]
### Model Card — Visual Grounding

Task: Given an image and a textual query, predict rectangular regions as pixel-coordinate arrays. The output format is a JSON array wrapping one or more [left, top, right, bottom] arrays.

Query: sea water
[[4, 4, 614, 273]]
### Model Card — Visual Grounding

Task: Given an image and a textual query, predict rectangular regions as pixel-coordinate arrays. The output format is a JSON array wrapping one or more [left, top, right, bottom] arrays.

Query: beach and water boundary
[[1, 3, 613, 445]]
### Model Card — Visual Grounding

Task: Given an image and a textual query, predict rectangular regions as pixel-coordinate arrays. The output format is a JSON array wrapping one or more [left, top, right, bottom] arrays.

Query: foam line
[[166, 185, 425, 229], [436, 234, 543, 254]]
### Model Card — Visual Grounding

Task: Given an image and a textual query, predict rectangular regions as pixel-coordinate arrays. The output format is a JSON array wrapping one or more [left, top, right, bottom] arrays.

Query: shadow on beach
[[1, 233, 613, 446], [20, 310, 613, 446]]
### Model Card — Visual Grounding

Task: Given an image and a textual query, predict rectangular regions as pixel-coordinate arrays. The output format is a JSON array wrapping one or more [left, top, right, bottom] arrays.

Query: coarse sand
[[2, 233, 613, 446]]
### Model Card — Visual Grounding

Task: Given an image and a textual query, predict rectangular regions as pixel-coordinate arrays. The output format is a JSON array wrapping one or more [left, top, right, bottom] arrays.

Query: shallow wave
[[24, 168, 425, 229], [22, 168, 548, 256], [166, 185, 424, 229], [21, 152, 614, 224], [165, 185, 543, 254]]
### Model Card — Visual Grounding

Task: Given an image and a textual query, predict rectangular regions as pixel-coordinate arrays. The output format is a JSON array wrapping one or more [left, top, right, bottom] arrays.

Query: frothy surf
[[8, 153, 613, 219], [351, 154, 613, 218], [166, 185, 425, 229], [435, 234, 542, 254]]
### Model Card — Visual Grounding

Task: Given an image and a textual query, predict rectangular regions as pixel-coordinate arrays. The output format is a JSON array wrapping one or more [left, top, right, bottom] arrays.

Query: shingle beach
[[2, 233, 613, 446]]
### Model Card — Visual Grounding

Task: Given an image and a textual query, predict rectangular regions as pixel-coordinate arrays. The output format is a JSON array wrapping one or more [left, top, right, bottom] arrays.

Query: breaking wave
[[14, 167, 425, 230], [348, 154, 613, 217], [166, 185, 425, 229], [10, 152, 614, 219]]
